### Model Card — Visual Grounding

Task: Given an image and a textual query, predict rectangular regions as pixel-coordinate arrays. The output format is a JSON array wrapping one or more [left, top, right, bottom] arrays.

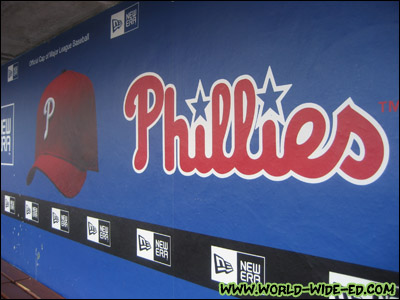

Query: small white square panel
[[211, 245, 238, 284], [87, 216, 99, 243], [137, 228, 154, 261]]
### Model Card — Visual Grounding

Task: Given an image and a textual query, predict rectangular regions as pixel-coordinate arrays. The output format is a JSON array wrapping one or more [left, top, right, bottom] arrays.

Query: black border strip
[[1, 190, 399, 298]]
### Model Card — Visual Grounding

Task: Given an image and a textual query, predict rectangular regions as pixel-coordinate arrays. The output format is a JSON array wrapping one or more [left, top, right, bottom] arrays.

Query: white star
[[255, 66, 292, 128], [185, 80, 210, 125]]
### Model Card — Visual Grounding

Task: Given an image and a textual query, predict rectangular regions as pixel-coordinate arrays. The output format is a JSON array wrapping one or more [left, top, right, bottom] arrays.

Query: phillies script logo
[[123, 68, 389, 185]]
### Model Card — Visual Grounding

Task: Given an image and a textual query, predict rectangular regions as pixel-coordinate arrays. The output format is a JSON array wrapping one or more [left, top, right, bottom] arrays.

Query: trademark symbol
[[379, 100, 399, 112]]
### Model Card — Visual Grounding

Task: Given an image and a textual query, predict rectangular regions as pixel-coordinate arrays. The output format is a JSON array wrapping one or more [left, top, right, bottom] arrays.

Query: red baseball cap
[[27, 70, 98, 198]]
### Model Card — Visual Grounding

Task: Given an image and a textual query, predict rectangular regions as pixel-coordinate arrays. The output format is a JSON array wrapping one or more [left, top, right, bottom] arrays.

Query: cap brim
[[27, 154, 87, 198]]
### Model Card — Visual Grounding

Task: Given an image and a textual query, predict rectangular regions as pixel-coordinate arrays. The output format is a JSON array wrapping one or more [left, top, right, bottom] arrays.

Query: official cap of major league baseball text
[[27, 70, 98, 198]]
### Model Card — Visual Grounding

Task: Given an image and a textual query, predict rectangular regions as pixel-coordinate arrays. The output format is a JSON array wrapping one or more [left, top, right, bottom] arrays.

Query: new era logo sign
[[214, 254, 234, 274], [53, 212, 59, 223], [7, 63, 18, 82], [211, 246, 266, 284], [88, 222, 97, 235], [137, 228, 171, 266], [111, 19, 122, 33], [51, 208, 69, 233], [25, 200, 39, 223], [1, 103, 15, 166], [86, 216, 111, 247], [139, 235, 151, 251], [4, 195, 15, 214], [110, 3, 139, 39]]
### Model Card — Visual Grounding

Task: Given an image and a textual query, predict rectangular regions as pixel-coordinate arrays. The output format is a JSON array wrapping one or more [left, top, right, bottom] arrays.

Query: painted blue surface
[[1, 215, 230, 298], [2, 1, 399, 297]]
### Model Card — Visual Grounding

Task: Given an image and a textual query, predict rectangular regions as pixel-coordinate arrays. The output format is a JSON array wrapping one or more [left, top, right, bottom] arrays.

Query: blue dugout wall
[[1, 2, 399, 298]]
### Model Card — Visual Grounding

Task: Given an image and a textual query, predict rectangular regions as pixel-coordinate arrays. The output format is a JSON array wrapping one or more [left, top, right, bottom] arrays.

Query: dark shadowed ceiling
[[1, 1, 120, 65]]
